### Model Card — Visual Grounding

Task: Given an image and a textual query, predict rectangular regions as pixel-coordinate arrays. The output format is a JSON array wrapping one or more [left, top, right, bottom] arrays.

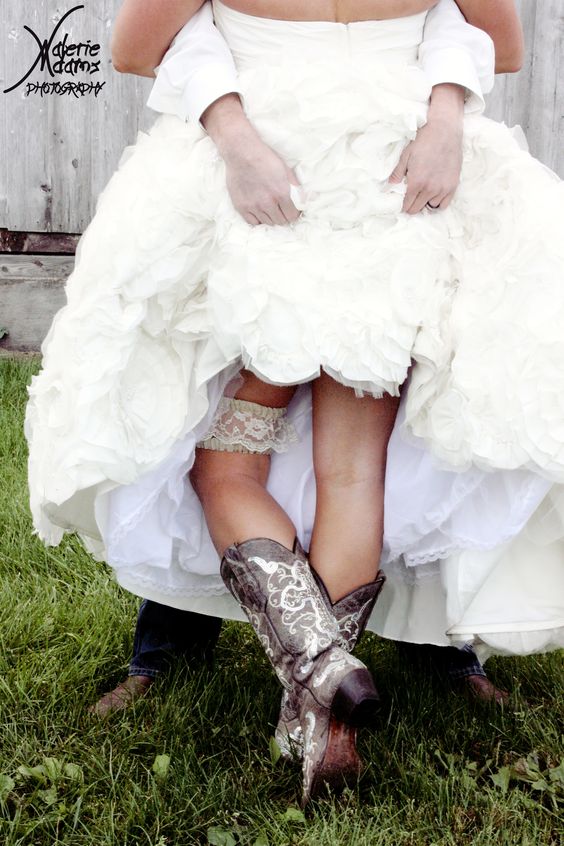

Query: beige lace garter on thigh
[[196, 397, 298, 455]]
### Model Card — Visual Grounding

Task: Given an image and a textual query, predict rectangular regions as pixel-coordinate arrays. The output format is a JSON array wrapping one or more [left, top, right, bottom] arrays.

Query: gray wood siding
[[486, 0, 564, 175], [0, 0, 153, 233], [0, 0, 563, 234]]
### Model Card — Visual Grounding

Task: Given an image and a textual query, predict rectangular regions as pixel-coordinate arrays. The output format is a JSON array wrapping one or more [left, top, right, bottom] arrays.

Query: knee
[[314, 456, 387, 491], [314, 433, 394, 489], [190, 450, 269, 500], [314, 433, 391, 490]]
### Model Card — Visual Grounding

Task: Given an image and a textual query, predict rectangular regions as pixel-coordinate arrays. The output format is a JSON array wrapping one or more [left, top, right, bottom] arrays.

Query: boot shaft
[[220, 537, 367, 708], [311, 568, 386, 651]]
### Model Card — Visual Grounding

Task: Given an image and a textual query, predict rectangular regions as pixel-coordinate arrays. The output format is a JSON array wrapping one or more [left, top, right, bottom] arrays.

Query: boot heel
[[332, 668, 380, 727]]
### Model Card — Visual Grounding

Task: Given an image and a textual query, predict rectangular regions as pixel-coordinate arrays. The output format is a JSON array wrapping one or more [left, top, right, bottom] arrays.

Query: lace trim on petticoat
[[115, 566, 235, 600], [197, 397, 298, 454]]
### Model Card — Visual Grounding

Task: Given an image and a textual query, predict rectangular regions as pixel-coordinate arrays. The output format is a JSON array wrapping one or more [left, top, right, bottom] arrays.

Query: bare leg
[[309, 372, 400, 602], [190, 371, 297, 554], [196, 370, 382, 803]]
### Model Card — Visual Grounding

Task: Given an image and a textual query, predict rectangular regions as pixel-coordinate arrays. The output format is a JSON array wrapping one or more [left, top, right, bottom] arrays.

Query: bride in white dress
[[25, 0, 564, 802]]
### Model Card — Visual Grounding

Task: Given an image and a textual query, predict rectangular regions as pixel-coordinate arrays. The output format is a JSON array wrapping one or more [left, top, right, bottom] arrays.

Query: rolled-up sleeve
[[419, 0, 495, 114], [146, 2, 242, 125]]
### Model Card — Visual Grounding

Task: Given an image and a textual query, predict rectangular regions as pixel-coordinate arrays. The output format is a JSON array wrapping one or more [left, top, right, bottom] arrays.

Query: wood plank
[[0, 229, 79, 253], [0, 254, 73, 350]]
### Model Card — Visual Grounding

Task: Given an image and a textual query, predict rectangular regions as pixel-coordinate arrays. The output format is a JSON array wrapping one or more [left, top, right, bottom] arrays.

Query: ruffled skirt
[[25, 3, 564, 661]]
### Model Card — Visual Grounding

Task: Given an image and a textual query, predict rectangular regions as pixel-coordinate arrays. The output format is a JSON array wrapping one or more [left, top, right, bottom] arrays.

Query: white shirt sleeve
[[419, 0, 495, 114], [147, 0, 495, 124], [146, 2, 242, 125]]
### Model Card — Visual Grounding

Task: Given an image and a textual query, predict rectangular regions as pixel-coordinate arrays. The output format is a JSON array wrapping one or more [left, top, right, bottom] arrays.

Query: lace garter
[[197, 397, 299, 455]]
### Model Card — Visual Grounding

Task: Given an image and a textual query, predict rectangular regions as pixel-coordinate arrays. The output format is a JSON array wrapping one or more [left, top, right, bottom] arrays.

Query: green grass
[[1, 355, 564, 845]]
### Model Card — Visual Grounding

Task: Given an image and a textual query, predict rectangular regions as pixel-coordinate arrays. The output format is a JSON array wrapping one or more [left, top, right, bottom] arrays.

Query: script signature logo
[[3, 5, 105, 98]]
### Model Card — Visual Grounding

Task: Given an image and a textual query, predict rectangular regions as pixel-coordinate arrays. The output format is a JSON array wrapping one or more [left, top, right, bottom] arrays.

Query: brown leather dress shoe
[[88, 675, 154, 717], [458, 673, 510, 706]]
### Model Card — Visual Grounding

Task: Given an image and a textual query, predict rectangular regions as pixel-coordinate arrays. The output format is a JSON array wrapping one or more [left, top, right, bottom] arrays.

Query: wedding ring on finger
[[426, 201, 441, 210]]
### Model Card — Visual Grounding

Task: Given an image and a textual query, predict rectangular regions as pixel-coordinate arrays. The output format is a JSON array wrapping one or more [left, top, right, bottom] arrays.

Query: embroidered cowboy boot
[[220, 537, 380, 805], [275, 569, 386, 760]]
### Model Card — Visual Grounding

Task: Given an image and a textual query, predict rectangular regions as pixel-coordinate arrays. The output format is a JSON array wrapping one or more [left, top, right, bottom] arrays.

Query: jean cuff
[[448, 664, 487, 681], [128, 666, 161, 679]]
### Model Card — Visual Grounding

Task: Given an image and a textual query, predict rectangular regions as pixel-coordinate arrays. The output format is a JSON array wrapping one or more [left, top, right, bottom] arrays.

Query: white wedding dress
[[26, 0, 564, 661]]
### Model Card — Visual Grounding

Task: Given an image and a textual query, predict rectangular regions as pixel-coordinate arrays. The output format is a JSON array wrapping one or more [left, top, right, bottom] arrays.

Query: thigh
[[191, 370, 297, 488], [233, 369, 297, 407], [312, 371, 400, 477]]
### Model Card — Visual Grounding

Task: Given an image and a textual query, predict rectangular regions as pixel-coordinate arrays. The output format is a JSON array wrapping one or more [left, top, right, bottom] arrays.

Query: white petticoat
[[25, 1, 564, 662]]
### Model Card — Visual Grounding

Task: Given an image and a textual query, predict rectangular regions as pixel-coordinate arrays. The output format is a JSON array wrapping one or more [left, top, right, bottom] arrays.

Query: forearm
[[111, 0, 205, 75], [428, 81, 465, 125], [455, 0, 524, 73], [200, 92, 258, 159]]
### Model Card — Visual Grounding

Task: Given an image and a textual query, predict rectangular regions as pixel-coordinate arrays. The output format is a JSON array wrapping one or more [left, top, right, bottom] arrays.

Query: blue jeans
[[129, 599, 222, 679], [129, 600, 484, 680]]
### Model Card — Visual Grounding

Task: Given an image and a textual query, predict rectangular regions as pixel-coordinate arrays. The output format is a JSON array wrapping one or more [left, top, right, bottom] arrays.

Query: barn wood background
[[1, 0, 563, 349]]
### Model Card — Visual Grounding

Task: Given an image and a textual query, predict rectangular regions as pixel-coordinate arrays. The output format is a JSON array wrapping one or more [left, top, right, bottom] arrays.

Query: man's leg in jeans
[[90, 600, 222, 716], [396, 641, 509, 705], [443, 643, 509, 704]]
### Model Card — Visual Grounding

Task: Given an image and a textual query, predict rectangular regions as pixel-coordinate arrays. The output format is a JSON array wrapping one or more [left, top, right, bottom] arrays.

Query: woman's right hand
[[223, 138, 302, 226], [201, 93, 301, 226]]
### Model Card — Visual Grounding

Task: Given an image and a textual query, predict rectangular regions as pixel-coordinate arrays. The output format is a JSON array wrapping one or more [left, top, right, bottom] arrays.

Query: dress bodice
[[211, 0, 427, 66]]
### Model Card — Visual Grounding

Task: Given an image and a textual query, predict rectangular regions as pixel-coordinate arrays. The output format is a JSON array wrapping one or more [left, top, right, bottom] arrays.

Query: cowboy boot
[[275, 568, 386, 760], [220, 537, 380, 805]]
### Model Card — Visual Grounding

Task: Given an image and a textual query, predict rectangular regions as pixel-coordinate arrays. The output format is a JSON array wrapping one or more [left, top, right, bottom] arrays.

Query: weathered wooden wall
[[1, 0, 563, 235], [486, 0, 564, 172], [0, 0, 154, 234]]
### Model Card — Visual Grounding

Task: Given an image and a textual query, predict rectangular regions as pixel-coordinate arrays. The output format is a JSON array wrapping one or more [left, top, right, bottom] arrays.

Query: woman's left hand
[[388, 82, 465, 214]]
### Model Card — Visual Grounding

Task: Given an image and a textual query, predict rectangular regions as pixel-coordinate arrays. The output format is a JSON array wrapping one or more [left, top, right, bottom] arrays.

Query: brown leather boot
[[88, 675, 154, 717], [458, 674, 510, 706]]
